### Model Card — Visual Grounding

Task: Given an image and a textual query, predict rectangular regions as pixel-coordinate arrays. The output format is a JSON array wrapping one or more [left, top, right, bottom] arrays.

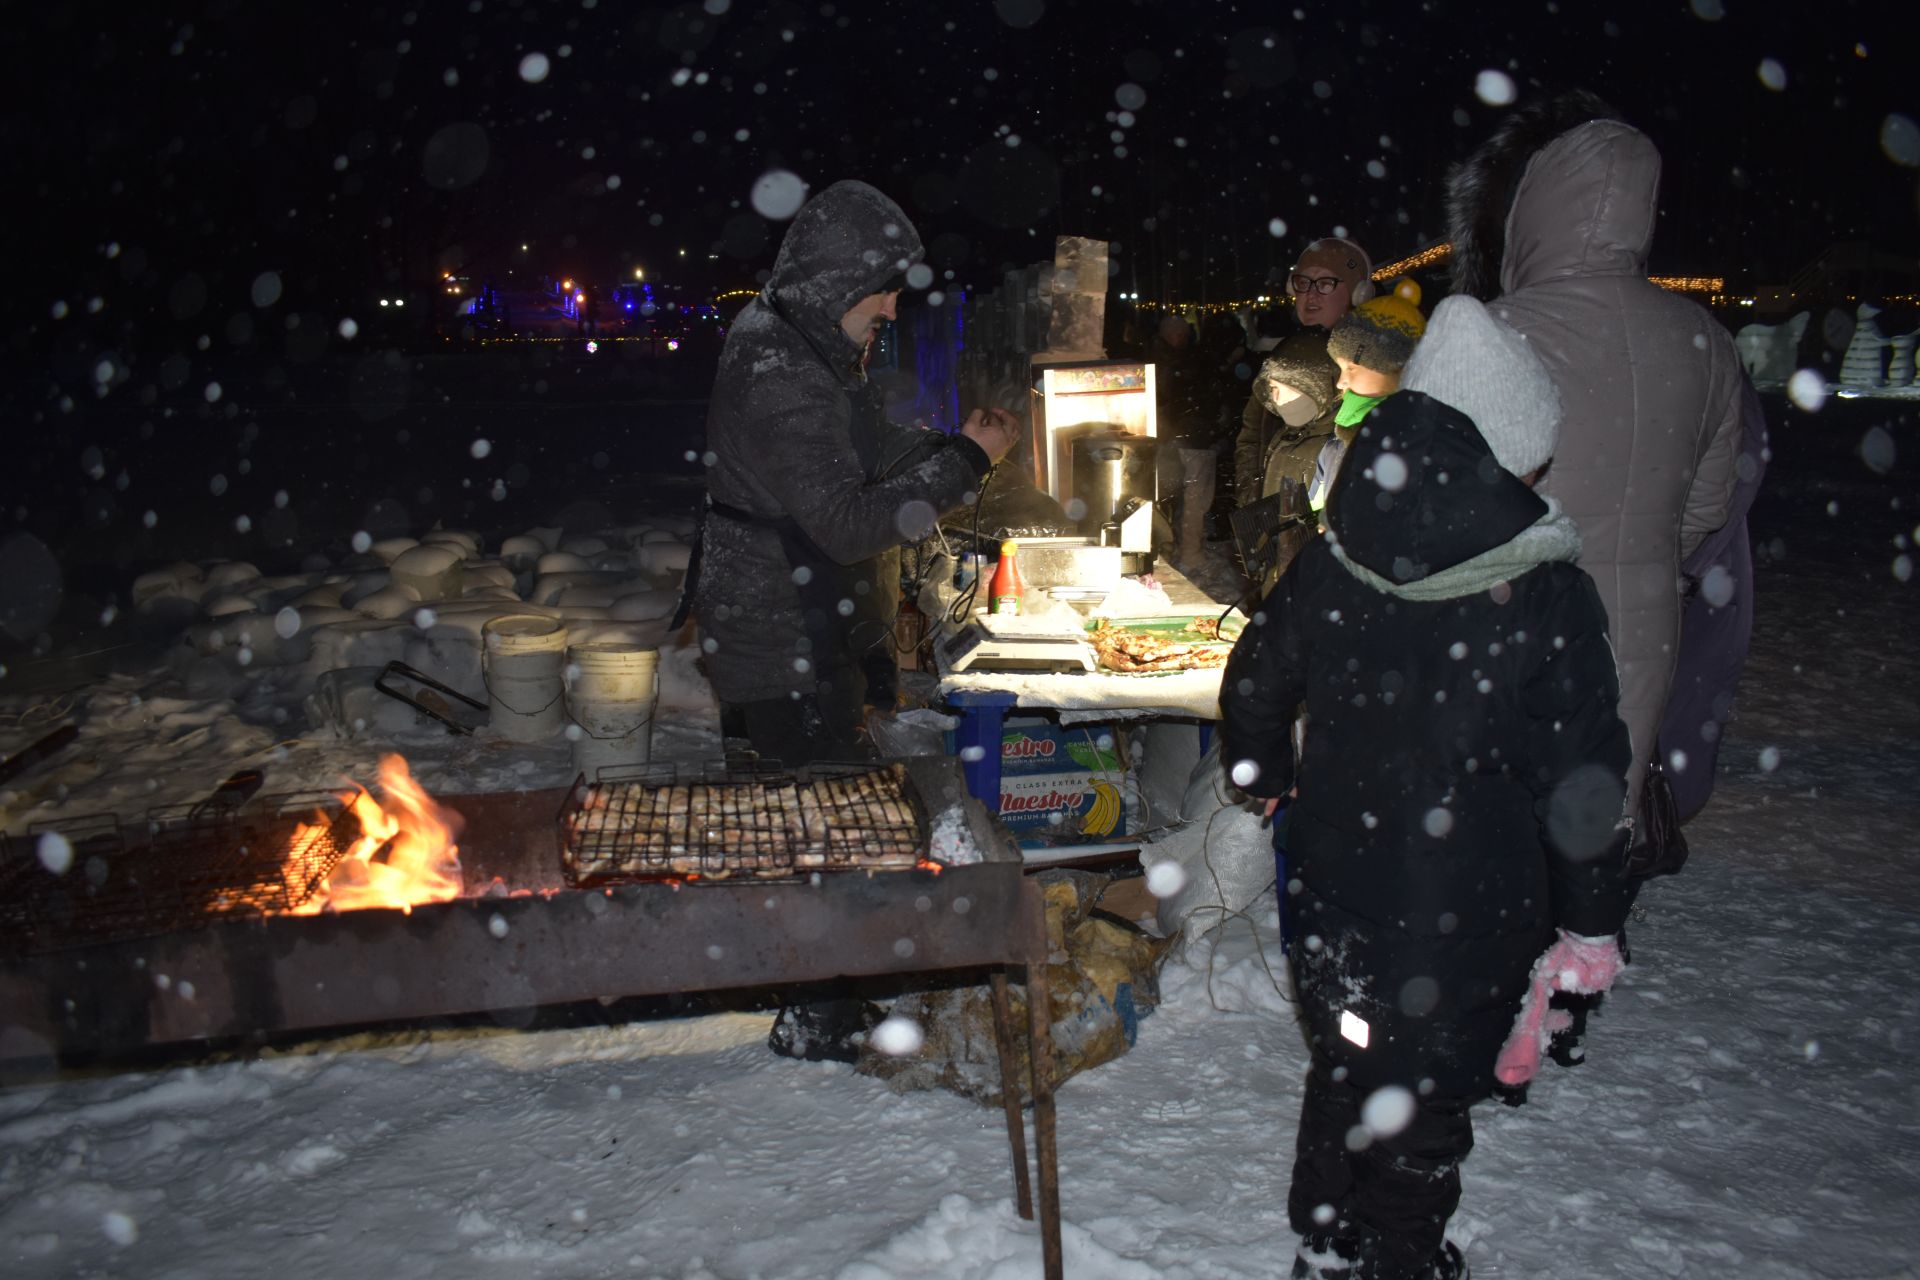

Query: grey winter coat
[[694, 180, 990, 704], [1452, 118, 1747, 813]]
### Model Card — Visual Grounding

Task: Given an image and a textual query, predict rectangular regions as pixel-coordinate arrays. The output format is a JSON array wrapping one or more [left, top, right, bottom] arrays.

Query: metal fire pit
[[0, 760, 1067, 1278]]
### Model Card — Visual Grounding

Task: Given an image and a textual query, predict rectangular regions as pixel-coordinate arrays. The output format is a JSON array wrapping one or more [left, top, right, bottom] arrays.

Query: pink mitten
[[1495, 931, 1624, 1087]]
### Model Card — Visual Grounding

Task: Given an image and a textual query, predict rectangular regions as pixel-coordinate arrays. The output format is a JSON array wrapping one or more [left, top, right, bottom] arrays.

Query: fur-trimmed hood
[[1446, 92, 1660, 300]]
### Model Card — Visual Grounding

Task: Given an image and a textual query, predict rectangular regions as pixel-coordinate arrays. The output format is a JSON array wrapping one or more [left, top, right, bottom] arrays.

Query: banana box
[[994, 720, 1127, 839]]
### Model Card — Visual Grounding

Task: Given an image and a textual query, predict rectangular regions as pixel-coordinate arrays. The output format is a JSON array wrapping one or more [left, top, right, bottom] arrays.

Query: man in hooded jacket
[[693, 180, 1017, 763], [1446, 92, 1752, 828]]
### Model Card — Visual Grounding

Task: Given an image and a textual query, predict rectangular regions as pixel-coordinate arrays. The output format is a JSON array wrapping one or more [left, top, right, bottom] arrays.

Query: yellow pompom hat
[[1326, 277, 1427, 375]]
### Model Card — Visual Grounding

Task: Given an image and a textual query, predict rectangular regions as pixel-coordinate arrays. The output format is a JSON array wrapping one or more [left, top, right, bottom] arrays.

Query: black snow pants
[[1288, 1059, 1475, 1280]]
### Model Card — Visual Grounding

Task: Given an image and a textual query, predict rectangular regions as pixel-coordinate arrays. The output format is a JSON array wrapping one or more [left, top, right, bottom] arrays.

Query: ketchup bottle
[[989, 540, 1025, 615]]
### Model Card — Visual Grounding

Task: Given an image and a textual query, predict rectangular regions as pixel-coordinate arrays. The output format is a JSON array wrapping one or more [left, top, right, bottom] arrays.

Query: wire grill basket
[[557, 761, 929, 885], [0, 793, 360, 954]]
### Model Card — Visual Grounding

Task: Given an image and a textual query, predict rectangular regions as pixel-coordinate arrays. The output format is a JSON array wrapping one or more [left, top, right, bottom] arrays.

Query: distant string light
[[1371, 243, 1452, 279], [451, 335, 708, 346], [1647, 275, 1726, 294], [1120, 243, 1736, 313]]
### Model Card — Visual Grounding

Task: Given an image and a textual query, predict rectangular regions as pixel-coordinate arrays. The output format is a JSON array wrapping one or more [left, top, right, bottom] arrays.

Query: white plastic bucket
[[481, 614, 568, 741], [565, 642, 660, 776]]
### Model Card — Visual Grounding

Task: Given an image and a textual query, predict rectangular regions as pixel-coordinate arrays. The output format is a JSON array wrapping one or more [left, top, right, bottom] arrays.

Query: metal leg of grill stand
[[988, 969, 1034, 1220], [1026, 960, 1062, 1280]]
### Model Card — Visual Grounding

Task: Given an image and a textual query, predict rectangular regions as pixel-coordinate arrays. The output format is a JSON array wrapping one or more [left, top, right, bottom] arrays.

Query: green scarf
[[1330, 499, 1584, 601], [1335, 390, 1386, 428]]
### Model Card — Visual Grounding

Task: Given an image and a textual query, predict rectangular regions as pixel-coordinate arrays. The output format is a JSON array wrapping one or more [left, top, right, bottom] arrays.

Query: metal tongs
[[373, 661, 489, 735]]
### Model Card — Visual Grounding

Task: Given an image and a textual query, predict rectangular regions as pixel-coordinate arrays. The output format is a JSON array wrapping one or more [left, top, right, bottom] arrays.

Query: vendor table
[[938, 563, 1230, 812]]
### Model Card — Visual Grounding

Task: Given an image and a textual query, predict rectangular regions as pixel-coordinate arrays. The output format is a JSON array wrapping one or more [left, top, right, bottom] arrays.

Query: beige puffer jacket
[[1485, 121, 1746, 812]]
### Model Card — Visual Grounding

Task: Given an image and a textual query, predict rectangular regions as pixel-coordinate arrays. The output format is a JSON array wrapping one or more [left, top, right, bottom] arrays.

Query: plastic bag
[[866, 707, 959, 758], [1145, 737, 1275, 937]]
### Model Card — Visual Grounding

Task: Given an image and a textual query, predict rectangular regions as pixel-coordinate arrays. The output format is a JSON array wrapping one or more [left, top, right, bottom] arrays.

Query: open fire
[[289, 754, 463, 915]]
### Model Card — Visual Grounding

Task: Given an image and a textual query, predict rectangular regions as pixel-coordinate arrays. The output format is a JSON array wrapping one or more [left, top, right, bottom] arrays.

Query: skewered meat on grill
[[563, 764, 923, 882]]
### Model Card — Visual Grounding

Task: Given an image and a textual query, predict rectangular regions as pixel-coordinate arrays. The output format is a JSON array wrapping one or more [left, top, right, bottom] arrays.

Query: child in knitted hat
[[1309, 278, 1427, 513], [1220, 294, 1635, 1280]]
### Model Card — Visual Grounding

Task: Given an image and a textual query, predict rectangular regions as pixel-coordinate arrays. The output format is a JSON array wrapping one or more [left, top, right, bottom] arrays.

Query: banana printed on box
[[993, 719, 1127, 839]]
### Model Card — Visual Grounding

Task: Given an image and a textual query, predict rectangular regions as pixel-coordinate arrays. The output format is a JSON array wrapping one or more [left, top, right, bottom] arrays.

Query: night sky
[[7, 0, 1916, 383]]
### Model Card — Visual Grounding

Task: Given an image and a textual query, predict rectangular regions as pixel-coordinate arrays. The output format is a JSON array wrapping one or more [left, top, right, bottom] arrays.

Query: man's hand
[[960, 407, 1020, 464]]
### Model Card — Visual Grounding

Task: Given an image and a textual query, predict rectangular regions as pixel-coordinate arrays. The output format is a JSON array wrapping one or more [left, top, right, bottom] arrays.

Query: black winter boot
[[1351, 1231, 1468, 1280], [1291, 1232, 1358, 1278], [1427, 1241, 1469, 1279], [1547, 991, 1595, 1067], [767, 997, 882, 1063]]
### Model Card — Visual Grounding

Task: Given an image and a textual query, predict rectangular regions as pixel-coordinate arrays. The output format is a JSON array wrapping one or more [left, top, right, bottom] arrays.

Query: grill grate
[[558, 761, 928, 885], [0, 793, 360, 954]]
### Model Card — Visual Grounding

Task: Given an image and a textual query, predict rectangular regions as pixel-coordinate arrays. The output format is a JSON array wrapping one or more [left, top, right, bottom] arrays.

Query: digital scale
[[937, 615, 1097, 673]]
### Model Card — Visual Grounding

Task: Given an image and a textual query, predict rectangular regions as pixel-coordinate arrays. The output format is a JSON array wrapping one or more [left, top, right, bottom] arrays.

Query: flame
[[292, 754, 463, 914]]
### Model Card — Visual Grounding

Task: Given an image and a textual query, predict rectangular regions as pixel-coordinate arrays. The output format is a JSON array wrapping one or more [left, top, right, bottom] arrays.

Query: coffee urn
[[1067, 426, 1158, 574]]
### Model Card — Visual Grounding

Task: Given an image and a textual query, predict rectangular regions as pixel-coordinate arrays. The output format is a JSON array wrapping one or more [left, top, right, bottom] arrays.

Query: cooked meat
[[563, 764, 923, 883], [1089, 624, 1232, 672]]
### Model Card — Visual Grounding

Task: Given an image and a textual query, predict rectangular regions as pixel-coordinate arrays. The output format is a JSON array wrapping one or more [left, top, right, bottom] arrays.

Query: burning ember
[[290, 754, 463, 914]]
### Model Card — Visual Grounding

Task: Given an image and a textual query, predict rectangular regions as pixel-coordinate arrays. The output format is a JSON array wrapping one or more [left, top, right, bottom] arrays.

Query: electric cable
[[1174, 799, 1296, 1011], [875, 422, 995, 658], [945, 460, 995, 625]]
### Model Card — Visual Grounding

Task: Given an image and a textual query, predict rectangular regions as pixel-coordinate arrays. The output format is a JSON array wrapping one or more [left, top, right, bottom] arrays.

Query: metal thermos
[[1067, 427, 1156, 552]]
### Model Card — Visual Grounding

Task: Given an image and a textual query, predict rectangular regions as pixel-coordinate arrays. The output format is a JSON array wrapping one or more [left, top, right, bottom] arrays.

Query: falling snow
[[1474, 70, 1517, 106], [3, 0, 1916, 1271]]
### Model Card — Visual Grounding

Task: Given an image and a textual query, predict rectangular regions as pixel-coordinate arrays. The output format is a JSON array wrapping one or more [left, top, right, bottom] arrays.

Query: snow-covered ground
[[1, 391, 1917, 1278]]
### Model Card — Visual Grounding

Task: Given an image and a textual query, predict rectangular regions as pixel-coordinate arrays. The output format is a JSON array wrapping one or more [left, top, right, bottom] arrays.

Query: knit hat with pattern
[[1326, 278, 1427, 376], [1398, 294, 1562, 478]]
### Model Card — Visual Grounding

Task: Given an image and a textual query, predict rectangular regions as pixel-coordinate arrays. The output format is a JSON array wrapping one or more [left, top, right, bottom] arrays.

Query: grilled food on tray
[[565, 764, 921, 881], [1088, 622, 1233, 673]]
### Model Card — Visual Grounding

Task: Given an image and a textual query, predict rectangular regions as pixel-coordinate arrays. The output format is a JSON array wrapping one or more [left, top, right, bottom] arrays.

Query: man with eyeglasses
[[1232, 238, 1374, 583]]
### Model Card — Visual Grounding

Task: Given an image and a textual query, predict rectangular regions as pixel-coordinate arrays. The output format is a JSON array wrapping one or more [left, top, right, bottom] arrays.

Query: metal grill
[[558, 761, 928, 885], [0, 793, 359, 954]]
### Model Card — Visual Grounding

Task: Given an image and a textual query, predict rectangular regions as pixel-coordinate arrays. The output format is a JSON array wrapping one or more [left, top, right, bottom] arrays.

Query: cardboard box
[[998, 720, 1121, 776], [996, 720, 1126, 837]]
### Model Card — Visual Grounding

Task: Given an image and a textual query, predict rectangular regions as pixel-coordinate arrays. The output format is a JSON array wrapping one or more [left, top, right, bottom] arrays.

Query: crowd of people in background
[[1105, 235, 1389, 581]]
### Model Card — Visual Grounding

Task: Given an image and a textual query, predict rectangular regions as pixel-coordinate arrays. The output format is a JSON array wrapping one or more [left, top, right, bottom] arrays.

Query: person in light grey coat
[[693, 179, 1017, 762], [1447, 92, 1749, 824]]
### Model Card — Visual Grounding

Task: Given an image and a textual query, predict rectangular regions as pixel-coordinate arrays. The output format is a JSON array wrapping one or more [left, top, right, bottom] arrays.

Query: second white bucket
[[566, 642, 660, 777], [482, 614, 569, 741]]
